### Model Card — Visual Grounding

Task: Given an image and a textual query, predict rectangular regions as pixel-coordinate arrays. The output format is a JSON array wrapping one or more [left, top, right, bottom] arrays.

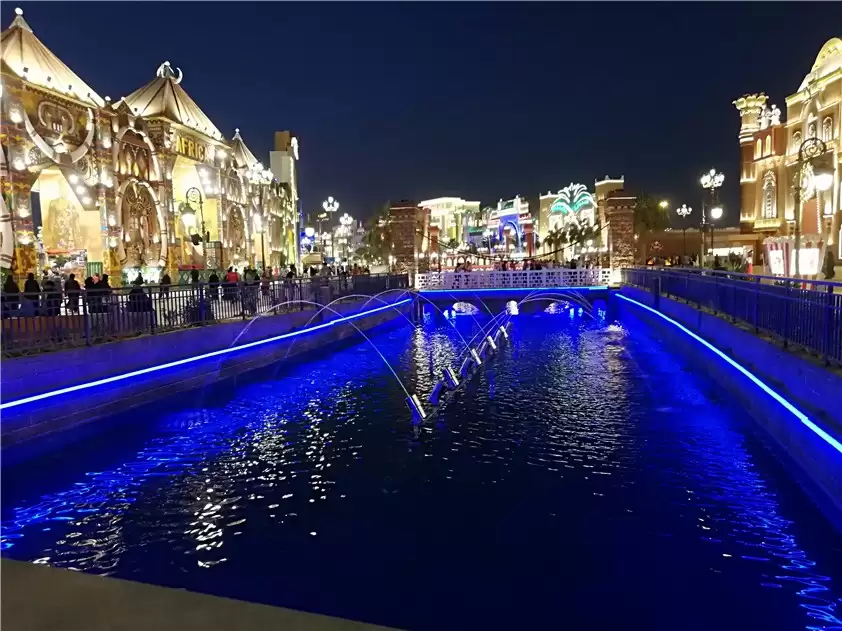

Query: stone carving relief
[[121, 182, 161, 267]]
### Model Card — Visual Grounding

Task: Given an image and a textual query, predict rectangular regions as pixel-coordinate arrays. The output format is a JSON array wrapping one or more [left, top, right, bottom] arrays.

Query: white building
[[419, 197, 481, 244]]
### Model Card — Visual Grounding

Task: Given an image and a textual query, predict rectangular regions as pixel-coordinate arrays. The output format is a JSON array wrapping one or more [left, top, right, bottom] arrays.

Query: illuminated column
[[524, 223, 534, 257], [733, 94, 767, 225], [607, 201, 635, 282]]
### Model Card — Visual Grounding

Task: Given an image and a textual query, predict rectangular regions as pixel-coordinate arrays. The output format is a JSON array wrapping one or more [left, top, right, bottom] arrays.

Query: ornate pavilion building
[[734, 37, 841, 265], [0, 9, 299, 284]]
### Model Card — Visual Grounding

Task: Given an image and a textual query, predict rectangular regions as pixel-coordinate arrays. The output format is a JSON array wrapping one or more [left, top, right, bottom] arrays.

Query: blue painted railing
[[623, 267, 842, 366]]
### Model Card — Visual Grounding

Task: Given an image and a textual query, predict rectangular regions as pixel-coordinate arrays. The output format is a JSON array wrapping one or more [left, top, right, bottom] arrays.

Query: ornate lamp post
[[676, 204, 692, 257], [709, 205, 723, 264], [248, 162, 273, 271], [792, 137, 833, 278], [700, 169, 724, 267], [339, 212, 354, 262]]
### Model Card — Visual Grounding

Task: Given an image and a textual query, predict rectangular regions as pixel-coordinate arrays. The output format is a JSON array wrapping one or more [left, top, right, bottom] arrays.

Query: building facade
[[387, 200, 430, 272], [735, 37, 842, 264], [418, 197, 480, 245], [0, 9, 299, 284]]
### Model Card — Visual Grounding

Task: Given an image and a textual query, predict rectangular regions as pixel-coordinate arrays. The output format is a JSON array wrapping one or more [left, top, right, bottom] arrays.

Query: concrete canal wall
[[2, 559, 399, 631], [0, 297, 412, 448], [615, 286, 842, 520]]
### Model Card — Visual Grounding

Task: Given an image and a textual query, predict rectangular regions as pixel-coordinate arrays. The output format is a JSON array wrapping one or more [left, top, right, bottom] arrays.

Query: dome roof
[[121, 62, 224, 142], [1, 8, 104, 107], [799, 37, 842, 91]]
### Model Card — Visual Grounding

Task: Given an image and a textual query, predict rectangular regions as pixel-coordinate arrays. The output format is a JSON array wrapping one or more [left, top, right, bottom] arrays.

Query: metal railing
[[416, 268, 612, 290], [623, 267, 842, 366], [0, 273, 410, 357]]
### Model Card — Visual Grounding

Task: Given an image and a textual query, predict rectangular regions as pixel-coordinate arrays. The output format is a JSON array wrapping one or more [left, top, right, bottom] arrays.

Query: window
[[808, 122, 817, 139], [823, 117, 833, 142], [791, 131, 802, 154], [762, 171, 776, 219], [755, 139, 762, 158], [764, 135, 772, 155]]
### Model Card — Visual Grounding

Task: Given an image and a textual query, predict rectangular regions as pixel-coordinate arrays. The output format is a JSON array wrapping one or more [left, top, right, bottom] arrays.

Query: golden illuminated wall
[[171, 156, 220, 266], [35, 167, 103, 261]]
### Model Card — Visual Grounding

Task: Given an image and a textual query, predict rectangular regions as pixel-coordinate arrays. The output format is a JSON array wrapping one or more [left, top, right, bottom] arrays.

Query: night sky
[[5, 2, 842, 226]]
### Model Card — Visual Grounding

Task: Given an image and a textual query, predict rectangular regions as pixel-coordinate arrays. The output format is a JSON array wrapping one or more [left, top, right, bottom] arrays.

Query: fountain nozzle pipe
[[406, 394, 428, 420]]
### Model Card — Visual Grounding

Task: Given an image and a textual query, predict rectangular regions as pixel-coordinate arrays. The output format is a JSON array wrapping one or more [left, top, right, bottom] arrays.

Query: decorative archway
[[115, 178, 167, 268], [224, 203, 250, 265]]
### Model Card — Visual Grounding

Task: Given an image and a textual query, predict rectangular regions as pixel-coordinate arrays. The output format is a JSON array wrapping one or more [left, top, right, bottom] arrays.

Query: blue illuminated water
[[3, 308, 842, 630]]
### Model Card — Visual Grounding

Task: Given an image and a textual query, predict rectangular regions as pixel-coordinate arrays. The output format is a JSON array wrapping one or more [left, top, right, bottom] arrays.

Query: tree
[[633, 195, 670, 262]]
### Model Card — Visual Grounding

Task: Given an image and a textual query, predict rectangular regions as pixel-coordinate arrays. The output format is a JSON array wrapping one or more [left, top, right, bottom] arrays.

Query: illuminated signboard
[[789, 248, 821, 276], [767, 249, 785, 276], [550, 183, 596, 215], [174, 134, 211, 163]]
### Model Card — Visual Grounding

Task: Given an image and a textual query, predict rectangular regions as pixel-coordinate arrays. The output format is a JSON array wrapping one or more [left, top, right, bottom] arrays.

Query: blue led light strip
[[617, 293, 842, 455], [0, 298, 413, 411], [420, 286, 608, 294]]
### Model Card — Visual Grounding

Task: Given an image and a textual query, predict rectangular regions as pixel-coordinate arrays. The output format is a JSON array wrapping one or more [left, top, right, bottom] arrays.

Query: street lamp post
[[339, 212, 353, 262], [792, 137, 833, 278], [709, 205, 723, 265], [184, 187, 206, 267], [676, 204, 692, 257], [700, 169, 724, 267], [248, 163, 273, 272]]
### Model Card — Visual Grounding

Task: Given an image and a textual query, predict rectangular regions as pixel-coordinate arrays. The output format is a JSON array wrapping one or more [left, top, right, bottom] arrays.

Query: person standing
[[64, 273, 81, 314], [2, 274, 20, 317], [23, 272, 40, 314]]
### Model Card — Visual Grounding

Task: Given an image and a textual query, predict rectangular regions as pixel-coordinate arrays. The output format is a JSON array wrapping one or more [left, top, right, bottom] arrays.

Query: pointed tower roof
[[0, 8, 104, 107], [230, 128, 259, 170], [121, 62, 224, 142]]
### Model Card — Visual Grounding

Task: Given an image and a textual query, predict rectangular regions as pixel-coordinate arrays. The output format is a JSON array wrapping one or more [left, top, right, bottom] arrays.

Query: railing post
[[199, 282, 207, 325], [752, 276, 760, 334], [782, 282, 791, 349], [82, 289, 91, 346], [823, 283, 834, 365]]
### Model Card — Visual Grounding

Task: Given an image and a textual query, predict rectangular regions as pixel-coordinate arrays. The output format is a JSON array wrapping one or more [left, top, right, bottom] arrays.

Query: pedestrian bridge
[[415, 268, 612, 317], [415, 268, 612, 291]]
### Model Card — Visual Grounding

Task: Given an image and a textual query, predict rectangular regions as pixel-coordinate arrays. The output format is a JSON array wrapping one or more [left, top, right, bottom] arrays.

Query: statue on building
[[122, 183, 160, 267], [769, 104, 781, 126], [43, 197, 82, 251]]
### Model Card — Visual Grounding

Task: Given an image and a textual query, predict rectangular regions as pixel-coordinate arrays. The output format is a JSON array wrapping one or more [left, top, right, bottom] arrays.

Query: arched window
[[808, 122, 817, 139], [762, 171, 776, 219], [764, 135, 772, 155], [791, 131, 802, 154], [755, 139, 762, 158], [823, 117, 833, 142]]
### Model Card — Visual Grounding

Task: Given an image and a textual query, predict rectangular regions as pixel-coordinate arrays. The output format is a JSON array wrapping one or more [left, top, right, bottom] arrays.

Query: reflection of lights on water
[[451, 302, 480, 316], [506, 300, 519, 315], [544, 301, 570, 314]]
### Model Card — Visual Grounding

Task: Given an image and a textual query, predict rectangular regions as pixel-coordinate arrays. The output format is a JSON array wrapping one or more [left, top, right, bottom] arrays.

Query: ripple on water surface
[[2, 313, 842, 631]]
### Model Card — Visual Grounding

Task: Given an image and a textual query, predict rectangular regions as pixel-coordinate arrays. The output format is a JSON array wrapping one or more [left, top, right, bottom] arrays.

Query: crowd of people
[[0, 262, 380, 320]]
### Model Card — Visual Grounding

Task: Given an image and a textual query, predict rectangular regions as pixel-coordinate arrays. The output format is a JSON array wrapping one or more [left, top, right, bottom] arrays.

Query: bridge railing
[[416, 268, 612, 290], [0, 273, 410, 358], [623, 267, 842, 366]]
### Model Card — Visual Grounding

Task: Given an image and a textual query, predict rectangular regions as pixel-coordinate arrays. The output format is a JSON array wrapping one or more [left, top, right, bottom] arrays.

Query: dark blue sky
[[5, 2, 841, 224]]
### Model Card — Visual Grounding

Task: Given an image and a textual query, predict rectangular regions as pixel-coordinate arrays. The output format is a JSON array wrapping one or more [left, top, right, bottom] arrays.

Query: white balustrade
[[415, 268, 612, 290]]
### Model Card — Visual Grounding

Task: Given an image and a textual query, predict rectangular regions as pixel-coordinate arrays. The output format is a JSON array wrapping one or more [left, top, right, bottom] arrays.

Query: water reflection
[[2, 314, 841, 630]]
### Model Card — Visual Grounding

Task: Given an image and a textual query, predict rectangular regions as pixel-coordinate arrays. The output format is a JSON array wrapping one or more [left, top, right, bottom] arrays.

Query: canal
[[2, 304, 841, 630]]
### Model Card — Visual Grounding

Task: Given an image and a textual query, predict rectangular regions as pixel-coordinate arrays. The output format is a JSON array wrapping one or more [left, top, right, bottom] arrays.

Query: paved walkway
[[2, 559, 400, 631]]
